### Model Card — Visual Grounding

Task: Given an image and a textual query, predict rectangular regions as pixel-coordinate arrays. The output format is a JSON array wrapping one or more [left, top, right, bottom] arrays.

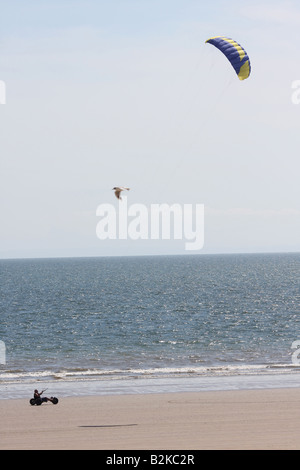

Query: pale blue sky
[[0, 0, 300, 258]]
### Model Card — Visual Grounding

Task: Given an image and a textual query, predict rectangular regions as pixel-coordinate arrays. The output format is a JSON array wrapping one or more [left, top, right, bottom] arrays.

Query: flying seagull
[[113, 186, 130, 200]]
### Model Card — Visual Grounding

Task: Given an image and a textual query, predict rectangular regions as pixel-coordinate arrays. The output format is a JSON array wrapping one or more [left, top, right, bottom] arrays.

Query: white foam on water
[[1, 370, 300, 400]]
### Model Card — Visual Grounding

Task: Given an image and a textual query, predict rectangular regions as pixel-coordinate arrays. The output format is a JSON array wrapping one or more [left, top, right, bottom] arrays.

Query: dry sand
[[1, 388, 300, 450]]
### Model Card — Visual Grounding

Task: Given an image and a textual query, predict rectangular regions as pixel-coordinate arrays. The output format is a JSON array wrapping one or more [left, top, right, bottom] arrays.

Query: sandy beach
[[1, 387, 300, 450]]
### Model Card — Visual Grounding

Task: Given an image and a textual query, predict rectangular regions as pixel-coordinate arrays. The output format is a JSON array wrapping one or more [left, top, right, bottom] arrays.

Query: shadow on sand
[[79, 424, 137, 428]]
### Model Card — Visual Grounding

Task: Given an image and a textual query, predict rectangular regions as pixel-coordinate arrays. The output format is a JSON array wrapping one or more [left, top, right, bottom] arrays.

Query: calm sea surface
[[0, 253, 299, 397]]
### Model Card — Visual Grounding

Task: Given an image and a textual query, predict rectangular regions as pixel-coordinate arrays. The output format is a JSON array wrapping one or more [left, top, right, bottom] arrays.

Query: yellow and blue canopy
[[205, 36, 251, 80]]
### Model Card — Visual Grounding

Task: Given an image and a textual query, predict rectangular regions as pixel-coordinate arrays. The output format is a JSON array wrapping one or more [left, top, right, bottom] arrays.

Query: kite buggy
[[30, 389, 59, 406]]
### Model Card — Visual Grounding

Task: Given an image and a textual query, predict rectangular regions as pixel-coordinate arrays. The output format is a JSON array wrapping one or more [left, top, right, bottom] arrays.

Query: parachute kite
[[205, 36, 251, 80]]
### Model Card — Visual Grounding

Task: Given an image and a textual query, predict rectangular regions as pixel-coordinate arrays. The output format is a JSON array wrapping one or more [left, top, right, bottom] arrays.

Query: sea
[[0, 253, 299, 399]]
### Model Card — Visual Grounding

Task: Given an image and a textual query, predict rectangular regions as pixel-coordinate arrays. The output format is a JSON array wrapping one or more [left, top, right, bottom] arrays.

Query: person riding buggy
[[34, 389, 55, 403], [30, 389, 58, 405]]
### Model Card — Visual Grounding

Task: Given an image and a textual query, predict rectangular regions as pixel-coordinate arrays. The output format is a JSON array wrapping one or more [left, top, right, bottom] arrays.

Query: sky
[[0, 0, 300, 258]]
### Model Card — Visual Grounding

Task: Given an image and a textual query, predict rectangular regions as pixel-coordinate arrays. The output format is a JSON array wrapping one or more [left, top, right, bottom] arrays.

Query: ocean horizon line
[[1, 250, 299, 262]]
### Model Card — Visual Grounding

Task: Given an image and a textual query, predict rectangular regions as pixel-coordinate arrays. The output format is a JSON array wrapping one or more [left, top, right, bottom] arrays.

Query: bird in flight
[[113, 186, 130, 200]]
